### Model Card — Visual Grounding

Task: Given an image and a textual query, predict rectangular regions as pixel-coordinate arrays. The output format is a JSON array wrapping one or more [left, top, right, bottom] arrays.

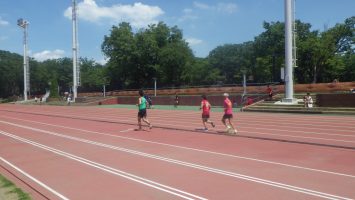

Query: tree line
[[0, 16, 354, 99]]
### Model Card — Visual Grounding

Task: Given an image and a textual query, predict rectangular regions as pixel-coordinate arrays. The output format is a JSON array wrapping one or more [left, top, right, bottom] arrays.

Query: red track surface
[[0, 104, 354, 200]]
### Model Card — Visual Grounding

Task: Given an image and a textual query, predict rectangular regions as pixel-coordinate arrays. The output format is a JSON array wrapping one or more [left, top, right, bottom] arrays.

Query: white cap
[[223, 93, 229, 97]]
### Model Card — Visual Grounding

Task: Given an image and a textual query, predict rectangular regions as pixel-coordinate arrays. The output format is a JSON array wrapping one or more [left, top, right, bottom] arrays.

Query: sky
[[0, 0, 354, 64]]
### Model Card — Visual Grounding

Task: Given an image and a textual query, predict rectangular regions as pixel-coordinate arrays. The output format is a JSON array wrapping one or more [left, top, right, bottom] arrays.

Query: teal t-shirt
[[139, 97, 146, 110]]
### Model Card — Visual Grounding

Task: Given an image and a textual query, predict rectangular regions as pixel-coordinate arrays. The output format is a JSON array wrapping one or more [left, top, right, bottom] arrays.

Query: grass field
[[0, 174, 31, 200]]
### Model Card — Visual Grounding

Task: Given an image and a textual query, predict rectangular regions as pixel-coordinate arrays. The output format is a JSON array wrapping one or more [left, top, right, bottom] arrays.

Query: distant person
[[67, 94, 72, 105], [303, 95, 307, 108], [200, 95, 215, 131], [222, 93, 237, 134], [266, 85, 273, 100], [247, 97, 253, 105], [144, 95, 152, 109], [304, 93, 313, 108], [136, 90, 153, 130], [174, 92, 179, 108], [147, 95, 153, 108]]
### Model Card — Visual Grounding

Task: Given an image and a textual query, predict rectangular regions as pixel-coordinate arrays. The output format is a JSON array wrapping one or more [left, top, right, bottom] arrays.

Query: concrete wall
[[99, 95, 245, 107], [317, 93, 355, 107], [79, 82, 355, 98]]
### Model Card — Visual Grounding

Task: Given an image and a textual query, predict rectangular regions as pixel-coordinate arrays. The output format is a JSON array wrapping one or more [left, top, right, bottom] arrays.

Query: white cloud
[[97, 57, 108, 65], [193, 2, 212, 10], [186, 38, 203, 46], [217, 3, 238, 14], [0, 36, 8, 41], [178, 8, 198, 22], [64, 0, 164, 28], [0, 17, 9, 26], [32, 49, 65, 61], [193, 1, 238, 14]]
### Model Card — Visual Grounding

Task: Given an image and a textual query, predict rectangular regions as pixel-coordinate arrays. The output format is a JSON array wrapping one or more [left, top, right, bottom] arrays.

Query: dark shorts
[[202, 114, 210, 120], [222, 114, 233, 119], [138, 109, 147, 118]]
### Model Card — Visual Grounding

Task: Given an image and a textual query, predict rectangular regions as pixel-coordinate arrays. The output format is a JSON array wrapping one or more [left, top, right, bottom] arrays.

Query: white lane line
[[120, 128, 134, 133], [0, 157, 70, 200], [0, 121, 352, 200], [2, 116, 355, 179], [0, 131, 207, 200], [2, 111, 355, 143], [2, 109, 355, 140]]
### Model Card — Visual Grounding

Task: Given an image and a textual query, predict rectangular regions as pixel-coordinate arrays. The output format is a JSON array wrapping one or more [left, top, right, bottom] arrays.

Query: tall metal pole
[[283, 0, 296, 103], [154, 78, 157, 97], [292, 0, 297, 69], [243, 73, 246, 96], [72, 0, 79, 101], [25, 23, 30, 99], [18, 19, 29, 101], [23, 25, 28, 101]]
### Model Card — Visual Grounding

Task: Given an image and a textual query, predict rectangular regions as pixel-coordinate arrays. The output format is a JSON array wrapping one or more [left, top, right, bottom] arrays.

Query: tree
[[102, 22, 194, 89], [79, 58, 108, 92], [102, 22, 136, 90]]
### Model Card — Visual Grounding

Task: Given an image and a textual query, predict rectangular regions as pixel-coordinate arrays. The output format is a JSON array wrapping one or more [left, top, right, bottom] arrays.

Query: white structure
[[282, 0, 297, 103], [72, 0, 80, 101], [153, 78, 157, 96], [17, 18, 30, 101]]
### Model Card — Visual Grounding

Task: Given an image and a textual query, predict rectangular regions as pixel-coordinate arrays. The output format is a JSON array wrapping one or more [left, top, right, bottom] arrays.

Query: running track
[[0, 104, 354, 200]]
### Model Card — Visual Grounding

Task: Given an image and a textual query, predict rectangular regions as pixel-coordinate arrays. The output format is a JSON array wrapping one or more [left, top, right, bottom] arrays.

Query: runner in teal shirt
[[139, 96, 147, 110], [137, 90, 152, 130]]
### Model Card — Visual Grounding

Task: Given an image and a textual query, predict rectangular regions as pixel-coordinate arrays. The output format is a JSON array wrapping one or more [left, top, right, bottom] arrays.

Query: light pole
[[240, 69, 247, 97], [72, 0, 80, 101], [282, 0, 297, 103], [153, 78, 157, 97], [17, 18, 30, 101]]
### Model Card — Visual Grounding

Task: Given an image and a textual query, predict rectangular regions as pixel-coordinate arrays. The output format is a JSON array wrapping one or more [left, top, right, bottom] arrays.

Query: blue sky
[[0, 0, 354, 64]]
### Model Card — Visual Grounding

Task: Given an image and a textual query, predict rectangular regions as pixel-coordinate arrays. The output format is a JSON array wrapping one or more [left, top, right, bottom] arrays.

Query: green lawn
[[0, 174, 31, 200]]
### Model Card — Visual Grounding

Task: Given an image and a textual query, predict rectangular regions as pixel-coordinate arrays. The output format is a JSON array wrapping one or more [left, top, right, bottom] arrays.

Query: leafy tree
[[102, 22, 136, 90], [102, 22, 194, 89], [79, 58, 107, 92]]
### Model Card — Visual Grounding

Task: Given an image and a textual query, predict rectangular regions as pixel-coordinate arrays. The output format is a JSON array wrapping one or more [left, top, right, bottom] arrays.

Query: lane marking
[[120, 128, 134, 133], [0, 157, 69, 200], [0, 131, 207, 200], [1, 111, 355, 143], [0, 122, 352, 200], [2, 109, 355, 135], [1, 116, 355, 178]]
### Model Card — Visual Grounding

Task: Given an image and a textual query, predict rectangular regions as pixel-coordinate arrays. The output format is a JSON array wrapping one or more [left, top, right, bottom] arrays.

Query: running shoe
[[225, 126, 231, 132]]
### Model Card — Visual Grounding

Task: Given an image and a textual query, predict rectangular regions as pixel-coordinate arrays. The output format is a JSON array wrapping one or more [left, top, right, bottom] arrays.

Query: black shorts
[[202, 114, 210, 119], [138, 109, 147, 118], [222, 114, 233, 119]]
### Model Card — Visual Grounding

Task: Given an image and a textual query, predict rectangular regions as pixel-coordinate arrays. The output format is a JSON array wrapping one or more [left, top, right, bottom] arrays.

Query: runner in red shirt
[[222, 93, 237, 134], [267, 85, 273, 100], [200, 95, 215, 131]]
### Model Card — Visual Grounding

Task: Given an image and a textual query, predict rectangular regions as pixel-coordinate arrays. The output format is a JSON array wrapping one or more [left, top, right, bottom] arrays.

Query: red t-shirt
[[201, 99, 210, 115], [223, 98, 233, 115]]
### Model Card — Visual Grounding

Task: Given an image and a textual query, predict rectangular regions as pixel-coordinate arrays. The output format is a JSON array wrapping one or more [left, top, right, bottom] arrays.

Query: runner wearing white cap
[[222, 93, 237, 134]]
